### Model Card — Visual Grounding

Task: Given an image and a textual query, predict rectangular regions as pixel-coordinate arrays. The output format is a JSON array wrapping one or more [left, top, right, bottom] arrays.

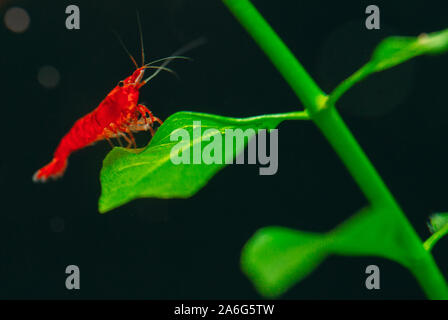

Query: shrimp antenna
[[144, 56, 191, 67], [142, 37, 207, 84], [143, 65, 179, 79], [136, 11, 145, 66], [113, 30, 139, 69]]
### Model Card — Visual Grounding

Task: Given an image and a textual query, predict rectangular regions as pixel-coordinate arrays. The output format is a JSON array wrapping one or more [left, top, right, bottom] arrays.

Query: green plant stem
[[315, 107, 448, 299], [424, 222, 448, 251], [327, 63, 372, 107], [223, 0, 448, 299]]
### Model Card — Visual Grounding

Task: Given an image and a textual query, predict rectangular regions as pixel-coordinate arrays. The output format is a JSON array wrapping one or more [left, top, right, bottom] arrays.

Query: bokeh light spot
[[38, 65, 61, 88], [4, 7, 30, 33]]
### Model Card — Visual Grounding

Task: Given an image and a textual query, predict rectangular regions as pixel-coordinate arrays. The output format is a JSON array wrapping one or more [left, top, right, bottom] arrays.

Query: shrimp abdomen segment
[[32, 157, 68, 182], [33, 111, 106, 182]]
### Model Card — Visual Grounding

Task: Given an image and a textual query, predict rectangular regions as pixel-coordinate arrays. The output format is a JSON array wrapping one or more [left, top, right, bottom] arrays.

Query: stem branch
[[223, 0, 448, 299], [424, 222, 448, 251]]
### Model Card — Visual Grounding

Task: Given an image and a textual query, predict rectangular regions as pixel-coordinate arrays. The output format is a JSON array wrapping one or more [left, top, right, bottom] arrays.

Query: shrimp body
[[33, 17, 203, 183], [33, 67, 161, 182]]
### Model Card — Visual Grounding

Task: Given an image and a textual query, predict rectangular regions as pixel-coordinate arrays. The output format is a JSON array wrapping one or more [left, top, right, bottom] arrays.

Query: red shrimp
[[33, 18, 204, 182], [33, 66, 157, 182]]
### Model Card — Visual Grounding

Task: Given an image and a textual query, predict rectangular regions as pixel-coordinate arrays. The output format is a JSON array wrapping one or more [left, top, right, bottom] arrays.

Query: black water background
[[1, 0, 448, 299]]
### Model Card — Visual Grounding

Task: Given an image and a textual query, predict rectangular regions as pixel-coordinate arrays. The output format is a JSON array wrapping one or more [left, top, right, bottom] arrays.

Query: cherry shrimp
[[33, 17, 203, 183]]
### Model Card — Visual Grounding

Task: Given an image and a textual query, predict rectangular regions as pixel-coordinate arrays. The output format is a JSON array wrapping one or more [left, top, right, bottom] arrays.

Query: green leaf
[[241, 206, 414, 297], [423, 212, 448, 251], [427, 212, 448, 234], [241, 227, 328, 297], [329, 207, 412, 266], [371, 29, 448, 71], [328, 28, 448, 106], [98, 111, 308, 213]]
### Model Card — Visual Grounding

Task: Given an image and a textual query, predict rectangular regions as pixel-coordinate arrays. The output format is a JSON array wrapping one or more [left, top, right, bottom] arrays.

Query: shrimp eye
[[118, 81, 124, 87]]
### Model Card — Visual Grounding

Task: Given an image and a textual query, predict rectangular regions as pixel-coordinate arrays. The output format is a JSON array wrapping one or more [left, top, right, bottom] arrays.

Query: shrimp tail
[[33, 157, 68, 183]]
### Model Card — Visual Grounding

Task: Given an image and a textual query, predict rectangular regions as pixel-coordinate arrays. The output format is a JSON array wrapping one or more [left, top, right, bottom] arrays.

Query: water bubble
[[4, 7, 30, 33], [38, 65, 61, 88]]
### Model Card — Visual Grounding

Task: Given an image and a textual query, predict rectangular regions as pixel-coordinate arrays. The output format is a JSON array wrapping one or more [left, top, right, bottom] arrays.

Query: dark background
[[1, 0, 448, 299]]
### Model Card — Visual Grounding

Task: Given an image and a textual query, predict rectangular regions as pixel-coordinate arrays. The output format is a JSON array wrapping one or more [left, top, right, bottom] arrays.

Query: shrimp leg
[[115, 135, 124, 147], [106, 138, 115, 148], [118, 132, 133, 148], [117, 124, 137, 148], [106, 124, 128, 148], [138, 104, 163, 126], [127, 131, 137, 148]]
